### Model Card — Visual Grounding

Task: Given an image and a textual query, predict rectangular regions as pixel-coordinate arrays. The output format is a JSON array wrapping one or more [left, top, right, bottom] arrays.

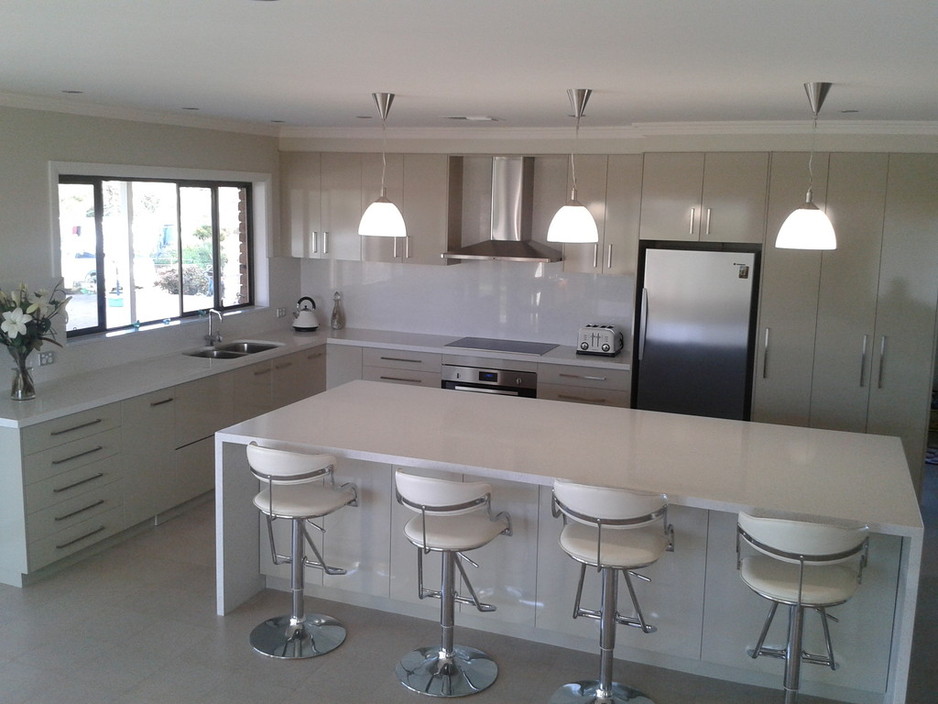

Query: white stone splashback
[[301, 258, 633, 345]]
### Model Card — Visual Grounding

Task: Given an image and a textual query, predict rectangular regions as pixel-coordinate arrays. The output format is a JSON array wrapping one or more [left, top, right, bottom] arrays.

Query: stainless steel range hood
[[442, 156, 562, 263]]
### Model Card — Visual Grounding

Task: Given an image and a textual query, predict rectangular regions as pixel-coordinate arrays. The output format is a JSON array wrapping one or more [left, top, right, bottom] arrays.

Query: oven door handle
[[450, 384, 522, 397]]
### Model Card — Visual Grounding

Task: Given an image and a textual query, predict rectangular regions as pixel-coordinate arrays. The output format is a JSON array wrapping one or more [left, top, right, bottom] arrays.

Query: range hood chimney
[[442, 156, 562, 263]]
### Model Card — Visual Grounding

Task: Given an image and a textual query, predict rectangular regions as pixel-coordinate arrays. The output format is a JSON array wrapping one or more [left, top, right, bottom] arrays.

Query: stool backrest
[[737, 512, 869, 566], [246, 443, 336, 485], [553, 479, 667, 529], [395, 470, 492, 516]]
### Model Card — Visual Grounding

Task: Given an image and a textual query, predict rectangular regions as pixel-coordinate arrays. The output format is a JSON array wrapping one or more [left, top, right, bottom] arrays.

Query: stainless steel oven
[[441, 364, 537, 397]]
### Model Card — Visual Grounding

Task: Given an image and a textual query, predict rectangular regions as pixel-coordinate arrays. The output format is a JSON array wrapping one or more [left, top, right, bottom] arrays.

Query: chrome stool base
[[249, 613, 346, 659], [550, 680, 655, 704], [395, 645, 498, 697]]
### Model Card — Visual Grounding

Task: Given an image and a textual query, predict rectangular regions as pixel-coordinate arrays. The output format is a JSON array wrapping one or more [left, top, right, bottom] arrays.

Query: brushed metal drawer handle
[[558, 394, 609, 404], [558, 373, 608, 382], [149, 398, 174, 407], [51, 445, 104, 466], [50, 418, 103, 436], [56, 525, 106, 550], [52, 472, 105, 493], [379, 375, 423, 384], [306, 351, 324, 360], [379, 356, 423, 364], [274, 361, 294, 370], [55, 499, 106, 522], [253, 368, 272, 376]]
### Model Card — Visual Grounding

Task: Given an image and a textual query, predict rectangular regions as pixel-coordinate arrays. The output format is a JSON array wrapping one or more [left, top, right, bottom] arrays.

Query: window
[[58, 176, 253, 336]]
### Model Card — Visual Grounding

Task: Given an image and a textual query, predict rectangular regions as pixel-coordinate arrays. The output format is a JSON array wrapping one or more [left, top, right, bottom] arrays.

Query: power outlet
[[39, 351, 56, 366], [275, 307, 286, 319]]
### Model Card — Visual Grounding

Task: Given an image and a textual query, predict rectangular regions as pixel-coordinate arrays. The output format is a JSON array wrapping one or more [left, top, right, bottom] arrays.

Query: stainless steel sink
[[216, 341, 282, 354], [185, 348, 246, 359]]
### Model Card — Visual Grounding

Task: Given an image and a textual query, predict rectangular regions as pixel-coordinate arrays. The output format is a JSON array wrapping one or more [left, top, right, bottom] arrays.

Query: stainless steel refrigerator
[[631, 243, 760, 420]]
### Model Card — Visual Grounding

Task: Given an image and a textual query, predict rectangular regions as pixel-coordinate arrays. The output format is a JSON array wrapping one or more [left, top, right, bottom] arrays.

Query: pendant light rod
[[372, 92, 394, 196]]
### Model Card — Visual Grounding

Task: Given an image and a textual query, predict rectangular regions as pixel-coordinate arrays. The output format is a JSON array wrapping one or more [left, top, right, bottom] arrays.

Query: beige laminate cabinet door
[[559, 154, 608, 273], [751, 152, 829, 425], [122, 389, 176, 524], [360, 152, 405, 262], [867, 154, 938, 492], [402, 154, 457, 265], [639, 153, 704, 241], [321, 152, 363, 262], [602, 154, 643, 276], [809, 153, 890, 432], [280, 152, 322, 258], [699, 152, 769, 243], [271, 347, 327, 405]]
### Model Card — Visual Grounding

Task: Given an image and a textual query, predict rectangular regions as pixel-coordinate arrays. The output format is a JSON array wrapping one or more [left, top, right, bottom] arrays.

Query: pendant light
[[547, 88, 599, 244], [776, 82, 836, 250], [358, 92, 406, 238]]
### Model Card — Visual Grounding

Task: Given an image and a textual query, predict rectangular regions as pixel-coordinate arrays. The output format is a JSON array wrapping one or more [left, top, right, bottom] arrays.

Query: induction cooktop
[[445, 336, 558, 356]]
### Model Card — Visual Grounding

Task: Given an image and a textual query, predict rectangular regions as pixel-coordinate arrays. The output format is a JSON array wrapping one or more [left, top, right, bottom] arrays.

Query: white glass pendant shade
[[547, 197, 599, 243], [776, 196, 836, 250], [358, 193, 406, 237]]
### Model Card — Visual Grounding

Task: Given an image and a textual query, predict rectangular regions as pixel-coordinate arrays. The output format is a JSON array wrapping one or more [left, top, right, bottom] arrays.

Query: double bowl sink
[[185, 340, 283, 359]]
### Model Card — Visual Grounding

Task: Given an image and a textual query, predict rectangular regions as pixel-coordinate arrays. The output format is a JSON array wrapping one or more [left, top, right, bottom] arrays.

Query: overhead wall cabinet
[[556, 154, 643, 276], [639, 152, 769, 243]]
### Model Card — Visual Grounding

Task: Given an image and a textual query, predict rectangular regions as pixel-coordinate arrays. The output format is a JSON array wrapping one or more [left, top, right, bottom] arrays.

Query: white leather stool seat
[[254, 482, 356, 520], [560, 522, 670, 569], [404, 512, 510, 552], [740, 555, 859, 607]]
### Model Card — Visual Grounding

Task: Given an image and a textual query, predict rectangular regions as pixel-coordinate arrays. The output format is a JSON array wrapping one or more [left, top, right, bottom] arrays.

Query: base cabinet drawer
[[21, 403, 121, 455], [23, 427, 121, 485], [27, 505, 124, 571], [538, 383, 631, 408], [26, 479, 123, 545], [362, 348, 441, 372], [363, 366, 441, 387], [171, 437, 214, 508], [25, 454, 122, 514]]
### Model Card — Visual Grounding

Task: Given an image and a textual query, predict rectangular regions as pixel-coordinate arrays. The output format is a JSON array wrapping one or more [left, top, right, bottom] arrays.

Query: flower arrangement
[[0, 282, 69, 399]]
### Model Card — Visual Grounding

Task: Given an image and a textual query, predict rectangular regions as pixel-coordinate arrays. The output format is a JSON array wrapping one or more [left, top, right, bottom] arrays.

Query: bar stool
[[246, 443, 357, 659], [394, 470, 512, 697], [736, 511, 869, 704], [550, 479, 674, 704]]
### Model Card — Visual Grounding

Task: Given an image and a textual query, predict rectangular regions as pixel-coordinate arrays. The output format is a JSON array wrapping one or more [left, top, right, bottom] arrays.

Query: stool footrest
[[418, 587, 496, 612], [748, 645, 837, 670]]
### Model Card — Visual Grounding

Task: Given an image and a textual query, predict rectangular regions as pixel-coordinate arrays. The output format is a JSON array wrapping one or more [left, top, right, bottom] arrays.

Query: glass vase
[[9, 347, 36, 401]]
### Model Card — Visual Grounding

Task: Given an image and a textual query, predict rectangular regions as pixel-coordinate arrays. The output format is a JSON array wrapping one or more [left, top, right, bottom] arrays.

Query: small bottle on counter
[[330, 290, 345, 330]]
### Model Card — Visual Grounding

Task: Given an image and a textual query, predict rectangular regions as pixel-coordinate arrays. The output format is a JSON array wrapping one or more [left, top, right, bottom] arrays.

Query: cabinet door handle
[[50, 418, 103, 437], [379, 356, 422, 364], [53, 472, 105, 493], [51, 445, 104, 466], [55, 499, 106, 522], [274, 361, 294, 370], [56, 526, 106, 550], [762, 327, 770, 379], [322, 231, 329, 254], [306, 351, 324, 360], [559, 373, 608, 382], [393, 237, 399, 259], [877, 335, 887, 389], [705, 208, 712, 236], [859, 334, 869, 388], [689, 207, 696, 235], [253, 367, 272, 376], [311, 231, 319, 254], [606, 244, 613, 270], [592, 244, 599, 269], [149, 397, 174, 407], [379, 375, 423, 384], [405, 236, 411, 259], [558, 393, 609, 405]]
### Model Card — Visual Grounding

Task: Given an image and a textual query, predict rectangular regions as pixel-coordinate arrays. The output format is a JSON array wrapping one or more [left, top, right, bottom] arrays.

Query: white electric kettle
[[292, 296, 318, 331]]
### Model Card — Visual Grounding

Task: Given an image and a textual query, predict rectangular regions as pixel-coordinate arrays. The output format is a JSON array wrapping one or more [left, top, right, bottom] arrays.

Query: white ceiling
[[2, 0, 937, 134]]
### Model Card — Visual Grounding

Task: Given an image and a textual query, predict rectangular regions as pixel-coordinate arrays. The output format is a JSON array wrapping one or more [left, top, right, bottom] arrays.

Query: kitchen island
[[215, 380, 921, 704]]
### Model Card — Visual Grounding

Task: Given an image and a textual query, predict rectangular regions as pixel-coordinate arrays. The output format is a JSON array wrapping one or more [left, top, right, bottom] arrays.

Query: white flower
[[1, 308, 31, 339], [26, 290, 54, 318]]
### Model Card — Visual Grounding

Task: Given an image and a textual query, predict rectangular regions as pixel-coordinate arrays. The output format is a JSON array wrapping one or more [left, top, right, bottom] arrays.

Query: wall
[[0, 105, 300, 382]]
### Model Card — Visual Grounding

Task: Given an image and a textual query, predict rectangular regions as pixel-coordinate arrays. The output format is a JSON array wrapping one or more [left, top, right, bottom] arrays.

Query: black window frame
[[58, 175, 255, 338]]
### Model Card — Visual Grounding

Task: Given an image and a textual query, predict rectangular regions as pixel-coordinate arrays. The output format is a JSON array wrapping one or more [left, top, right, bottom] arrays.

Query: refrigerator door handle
[[877, 335, 887, 389], [638, 288, 649, 361], [688, 208, 696, 236]]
